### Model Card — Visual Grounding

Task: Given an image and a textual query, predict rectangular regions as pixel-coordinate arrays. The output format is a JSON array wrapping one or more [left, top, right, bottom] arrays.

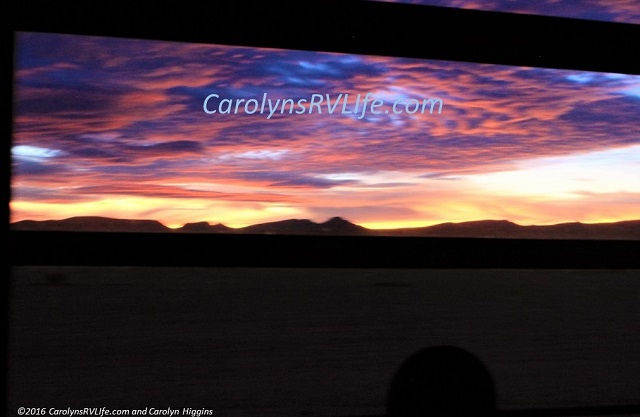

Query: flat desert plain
[[7, 267, 640, 416]]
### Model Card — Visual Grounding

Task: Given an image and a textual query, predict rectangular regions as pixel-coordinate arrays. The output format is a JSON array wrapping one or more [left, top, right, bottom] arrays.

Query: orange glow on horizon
[[11, 194, 640, 230]]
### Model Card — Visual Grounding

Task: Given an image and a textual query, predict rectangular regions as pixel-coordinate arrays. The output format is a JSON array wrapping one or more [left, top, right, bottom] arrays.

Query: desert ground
[[7, 267, 640, 416]]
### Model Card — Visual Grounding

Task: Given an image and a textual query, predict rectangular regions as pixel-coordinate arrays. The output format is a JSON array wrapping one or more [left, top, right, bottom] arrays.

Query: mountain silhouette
[[179, 222, 233, 233], [10, 216, 640, 239], [241, 219, 319, 235], [318, 217, 368, 234], [11, 216, 170, 233], [407, 220, 521, 237], [237, 217, 367, 235], [388, 219, 640, 239]]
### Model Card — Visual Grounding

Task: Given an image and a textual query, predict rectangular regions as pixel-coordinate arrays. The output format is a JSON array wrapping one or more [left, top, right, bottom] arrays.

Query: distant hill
[[11, 216, 170, 233], [383, 219, 640, 240], [179, 222, 233, 234], [239, 217, 368, 235], [10, 216, 640, 239], [417, 219, 640, 240], [389, 220, 521, 238]]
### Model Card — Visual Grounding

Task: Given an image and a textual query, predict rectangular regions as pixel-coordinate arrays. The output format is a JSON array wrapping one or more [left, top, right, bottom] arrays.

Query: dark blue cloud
[[235, 171, 357, 188], [141, 140, 203, 153], [16, 86, 120, 116], [12, 160, 66, 176], [88, 159, 187, 178], [377, 0, 640, 24], [268, 57, 386, 83], [558, 96, 640, 142]]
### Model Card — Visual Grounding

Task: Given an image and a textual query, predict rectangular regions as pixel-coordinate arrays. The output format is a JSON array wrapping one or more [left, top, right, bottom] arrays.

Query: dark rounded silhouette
[[387, 345, 496, 417]]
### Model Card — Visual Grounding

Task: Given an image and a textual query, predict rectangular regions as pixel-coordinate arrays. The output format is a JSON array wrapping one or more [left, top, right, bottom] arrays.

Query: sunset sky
[[11, 32, 640, 229], [376, 0, 640, 25]]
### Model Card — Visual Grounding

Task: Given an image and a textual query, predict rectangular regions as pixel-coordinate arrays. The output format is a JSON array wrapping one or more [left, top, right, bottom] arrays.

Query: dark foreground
[[7, 267, 640, 416]]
